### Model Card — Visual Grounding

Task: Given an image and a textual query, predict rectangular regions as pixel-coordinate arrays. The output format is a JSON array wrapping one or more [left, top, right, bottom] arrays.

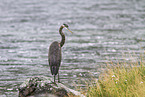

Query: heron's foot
[[58, 80, 61, 83], [53, 80, 56, 84], [53, 82, 57, 85]]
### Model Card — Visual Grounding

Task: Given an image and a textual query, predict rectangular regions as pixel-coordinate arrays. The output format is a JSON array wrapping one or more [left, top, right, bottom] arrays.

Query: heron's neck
[[59, 26, 65, 47]]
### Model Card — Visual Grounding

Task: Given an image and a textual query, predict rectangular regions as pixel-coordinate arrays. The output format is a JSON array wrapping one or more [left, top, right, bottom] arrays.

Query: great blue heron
[[48, 24, 73, 83]]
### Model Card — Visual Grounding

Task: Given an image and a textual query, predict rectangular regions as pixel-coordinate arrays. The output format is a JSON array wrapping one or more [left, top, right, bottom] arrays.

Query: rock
[[18, 76, 85, 97]]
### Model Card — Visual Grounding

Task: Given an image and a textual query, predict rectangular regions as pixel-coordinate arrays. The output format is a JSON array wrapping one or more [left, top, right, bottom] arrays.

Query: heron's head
[[62, 24, 73, 33], [63, 24, 69, 28]]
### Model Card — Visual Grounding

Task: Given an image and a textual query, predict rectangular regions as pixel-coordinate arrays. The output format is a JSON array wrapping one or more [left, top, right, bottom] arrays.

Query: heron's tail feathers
[[51, 66, 59, 75]]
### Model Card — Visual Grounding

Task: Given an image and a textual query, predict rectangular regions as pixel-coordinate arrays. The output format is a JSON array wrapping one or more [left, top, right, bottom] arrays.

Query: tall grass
[[86, 59, 145, 97]]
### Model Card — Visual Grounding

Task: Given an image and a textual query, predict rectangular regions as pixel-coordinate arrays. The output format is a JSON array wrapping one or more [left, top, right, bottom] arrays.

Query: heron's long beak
[[65, 27, 73, 33]]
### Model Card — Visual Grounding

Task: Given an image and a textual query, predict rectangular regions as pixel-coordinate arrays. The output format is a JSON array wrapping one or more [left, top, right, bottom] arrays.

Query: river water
[[0, 0, 145, 96]]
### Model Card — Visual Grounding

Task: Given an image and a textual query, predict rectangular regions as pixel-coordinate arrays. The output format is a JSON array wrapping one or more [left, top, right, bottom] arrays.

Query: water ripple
[[0, 0, 145, 96]]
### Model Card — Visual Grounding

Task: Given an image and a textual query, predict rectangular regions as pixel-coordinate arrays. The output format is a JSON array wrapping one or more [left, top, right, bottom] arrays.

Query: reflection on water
[[0, 0, 145, 96]]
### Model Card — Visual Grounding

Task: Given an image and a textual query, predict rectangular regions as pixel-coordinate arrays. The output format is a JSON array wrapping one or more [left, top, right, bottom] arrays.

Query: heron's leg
[[58, 72, 60, 83], [54, 75, 56, 83]]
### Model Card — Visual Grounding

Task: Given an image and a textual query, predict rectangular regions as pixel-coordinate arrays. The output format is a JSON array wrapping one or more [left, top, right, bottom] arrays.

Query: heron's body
[[48, 41, 61, 76], [48, 24, 72, 83]]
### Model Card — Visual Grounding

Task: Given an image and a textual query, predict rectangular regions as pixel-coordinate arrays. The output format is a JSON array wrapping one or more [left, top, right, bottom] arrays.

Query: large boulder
[[18, 76, 85, 97]]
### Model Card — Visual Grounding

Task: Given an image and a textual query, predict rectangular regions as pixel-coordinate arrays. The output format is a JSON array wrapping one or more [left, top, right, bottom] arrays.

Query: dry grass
[[86, 59, 145, 97]]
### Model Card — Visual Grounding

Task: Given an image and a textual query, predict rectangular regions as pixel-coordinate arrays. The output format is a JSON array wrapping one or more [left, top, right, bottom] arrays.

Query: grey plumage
[[48, 41, 61, 75]]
